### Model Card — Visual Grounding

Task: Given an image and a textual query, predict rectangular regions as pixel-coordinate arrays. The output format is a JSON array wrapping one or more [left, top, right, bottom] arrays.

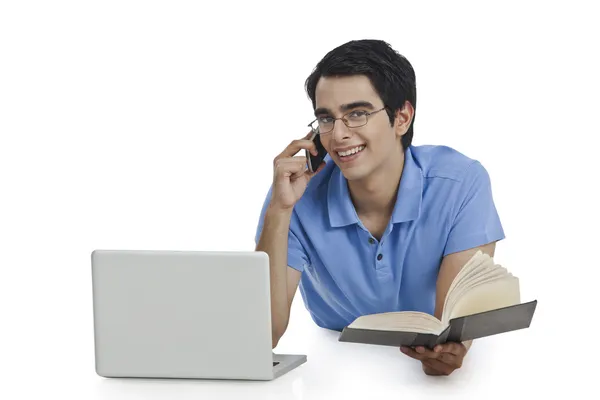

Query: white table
[[2, 290, 584, 400]]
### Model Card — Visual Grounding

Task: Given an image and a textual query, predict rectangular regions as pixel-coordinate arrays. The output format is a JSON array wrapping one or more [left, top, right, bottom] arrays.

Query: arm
[[433, 241, 498, 351], [436, 160, 504, 344], [255, 205, 302, 349], [401, 161, 505, 375], [254, 132, 323, 349], [401, 243, 497, 375]]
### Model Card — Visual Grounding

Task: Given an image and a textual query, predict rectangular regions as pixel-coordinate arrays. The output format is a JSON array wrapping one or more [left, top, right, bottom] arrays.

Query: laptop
[[91, 249, 307, 380]]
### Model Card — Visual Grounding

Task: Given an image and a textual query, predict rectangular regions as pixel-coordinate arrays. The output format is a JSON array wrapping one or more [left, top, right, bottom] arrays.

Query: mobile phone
[[306, 128, 327, 172]]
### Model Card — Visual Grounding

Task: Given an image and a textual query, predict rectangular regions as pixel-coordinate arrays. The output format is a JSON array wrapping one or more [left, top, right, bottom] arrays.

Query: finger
[[293, 158, 328, 180], [275, 135, 318, 160], [400, 346, 425, 361], [437, 352, 461, 367], [414, 346, 441, 359], [276, 155, 308, 163], [421, 362, 445, 376], [274, 157, 308, 177], [435, 342, 466, 357], [297, 162, 325, 181], [290, 167, 308, 181], [425, 346, 464, 368], [422, 359, 455, 376], [400, 346, 436, 361]]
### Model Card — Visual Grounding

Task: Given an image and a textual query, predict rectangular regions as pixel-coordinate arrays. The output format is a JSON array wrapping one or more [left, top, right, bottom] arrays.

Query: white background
[[1, 0, 598, 398]]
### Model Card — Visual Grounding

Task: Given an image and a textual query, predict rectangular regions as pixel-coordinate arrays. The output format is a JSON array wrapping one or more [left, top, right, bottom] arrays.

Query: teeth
[[337, 145, 365, 157]]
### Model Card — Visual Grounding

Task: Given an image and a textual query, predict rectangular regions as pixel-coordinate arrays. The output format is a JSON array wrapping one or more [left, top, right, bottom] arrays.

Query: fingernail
[[400, 346, 407, 353], [435, 346, 441, 352]]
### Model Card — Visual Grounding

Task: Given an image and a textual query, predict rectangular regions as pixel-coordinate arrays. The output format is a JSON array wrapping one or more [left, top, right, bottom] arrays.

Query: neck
[[348, 147, 406, 218]]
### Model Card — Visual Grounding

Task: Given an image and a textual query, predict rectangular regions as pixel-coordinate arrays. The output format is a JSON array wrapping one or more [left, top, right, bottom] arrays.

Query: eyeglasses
[[308, 107, 387, 134]]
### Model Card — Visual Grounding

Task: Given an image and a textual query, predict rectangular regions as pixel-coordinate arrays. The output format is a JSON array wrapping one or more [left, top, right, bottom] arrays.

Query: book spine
[[446, 318, 465, 343], [435, 325, 451, 345]]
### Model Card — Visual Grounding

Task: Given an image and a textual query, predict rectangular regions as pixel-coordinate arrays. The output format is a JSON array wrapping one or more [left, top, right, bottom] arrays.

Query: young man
[[255, 39, 504, 376]]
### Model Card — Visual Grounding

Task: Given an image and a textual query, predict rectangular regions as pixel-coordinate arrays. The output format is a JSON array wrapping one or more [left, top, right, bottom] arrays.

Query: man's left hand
[[400, 342, 467, 376]]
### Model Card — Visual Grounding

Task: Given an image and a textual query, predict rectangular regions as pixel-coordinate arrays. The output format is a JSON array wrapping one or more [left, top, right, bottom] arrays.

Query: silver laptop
[[91, 249, 307, 380]]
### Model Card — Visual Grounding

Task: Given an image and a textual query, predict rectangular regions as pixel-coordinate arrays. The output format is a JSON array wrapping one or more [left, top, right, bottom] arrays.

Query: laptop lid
[[91, 249, 275, 380]]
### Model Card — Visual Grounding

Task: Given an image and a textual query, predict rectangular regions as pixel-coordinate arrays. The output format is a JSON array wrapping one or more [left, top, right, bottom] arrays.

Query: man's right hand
[[270, 131, 326, 211]]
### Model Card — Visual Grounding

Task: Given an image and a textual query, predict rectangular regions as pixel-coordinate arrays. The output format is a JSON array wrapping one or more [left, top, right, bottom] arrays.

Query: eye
[[348, 110, 368, 118], [318, 116, 334, 123]]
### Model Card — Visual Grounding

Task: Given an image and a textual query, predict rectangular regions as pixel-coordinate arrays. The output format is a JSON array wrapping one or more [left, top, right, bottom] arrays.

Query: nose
[[331, 119, 352, 142]]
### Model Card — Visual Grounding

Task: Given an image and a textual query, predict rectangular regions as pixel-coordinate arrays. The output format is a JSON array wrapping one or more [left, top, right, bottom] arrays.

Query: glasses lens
[[345, 113, 368, 128], [318, 121, 334, 133]]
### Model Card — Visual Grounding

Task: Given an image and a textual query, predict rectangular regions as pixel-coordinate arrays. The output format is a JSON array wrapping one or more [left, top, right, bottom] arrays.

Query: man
[[254, 39, 504, 376]]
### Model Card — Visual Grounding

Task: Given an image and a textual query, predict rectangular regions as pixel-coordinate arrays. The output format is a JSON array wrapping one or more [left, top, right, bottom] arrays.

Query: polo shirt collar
[[327, 146, 423, 228]]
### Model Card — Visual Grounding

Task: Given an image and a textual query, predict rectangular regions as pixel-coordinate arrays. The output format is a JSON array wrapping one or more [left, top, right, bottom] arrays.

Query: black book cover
[[338, 300, 537, 348]]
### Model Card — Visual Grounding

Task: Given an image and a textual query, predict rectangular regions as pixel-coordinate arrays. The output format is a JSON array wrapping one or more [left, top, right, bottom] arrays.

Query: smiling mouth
[[337, 145, 366, 158]]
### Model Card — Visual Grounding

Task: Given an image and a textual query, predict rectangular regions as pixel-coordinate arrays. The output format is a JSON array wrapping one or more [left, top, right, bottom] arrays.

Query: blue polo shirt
[[254, 145, 505, 331]]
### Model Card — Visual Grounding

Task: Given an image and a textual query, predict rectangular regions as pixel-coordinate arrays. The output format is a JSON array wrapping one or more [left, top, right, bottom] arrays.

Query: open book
[[338, 250, 537, 348]]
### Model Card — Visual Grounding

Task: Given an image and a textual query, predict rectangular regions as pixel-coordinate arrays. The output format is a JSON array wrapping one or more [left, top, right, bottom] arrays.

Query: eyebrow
[[314, 101, 376, 117]]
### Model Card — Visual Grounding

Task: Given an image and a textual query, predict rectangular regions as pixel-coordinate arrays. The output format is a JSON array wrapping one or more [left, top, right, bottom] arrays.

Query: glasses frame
[[308, 106, 387, 134]]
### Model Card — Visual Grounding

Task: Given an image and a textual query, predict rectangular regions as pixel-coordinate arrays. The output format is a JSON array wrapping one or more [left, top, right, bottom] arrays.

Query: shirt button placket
[[375, 248, 384, 270]]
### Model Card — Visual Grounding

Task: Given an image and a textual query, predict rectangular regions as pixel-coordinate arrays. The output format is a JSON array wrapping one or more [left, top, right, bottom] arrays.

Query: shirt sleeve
[[254, 185, 310, 272], [443, 161, 505, 256]]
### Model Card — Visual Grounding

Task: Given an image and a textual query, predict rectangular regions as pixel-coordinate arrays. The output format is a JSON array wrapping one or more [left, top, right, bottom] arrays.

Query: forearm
[[255, 205, 293, 346]]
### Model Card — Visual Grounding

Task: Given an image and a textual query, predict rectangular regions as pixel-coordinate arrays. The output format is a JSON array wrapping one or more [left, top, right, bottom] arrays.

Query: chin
[[339, 165, 371, 182]]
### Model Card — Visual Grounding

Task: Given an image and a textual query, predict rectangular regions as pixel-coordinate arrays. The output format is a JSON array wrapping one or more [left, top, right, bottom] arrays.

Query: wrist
[[266, 203, 294, 218]]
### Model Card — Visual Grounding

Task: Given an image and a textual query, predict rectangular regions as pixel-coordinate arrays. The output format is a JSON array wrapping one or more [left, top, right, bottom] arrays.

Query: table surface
[[2, 289, 589, 400]]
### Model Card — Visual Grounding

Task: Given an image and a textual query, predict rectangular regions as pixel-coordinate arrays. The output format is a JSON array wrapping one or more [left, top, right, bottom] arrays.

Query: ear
[[394, 100, 414, 138]]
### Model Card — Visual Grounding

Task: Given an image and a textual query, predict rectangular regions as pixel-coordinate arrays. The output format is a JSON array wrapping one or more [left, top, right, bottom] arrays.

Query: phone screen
[[307, 130, 327, 172]]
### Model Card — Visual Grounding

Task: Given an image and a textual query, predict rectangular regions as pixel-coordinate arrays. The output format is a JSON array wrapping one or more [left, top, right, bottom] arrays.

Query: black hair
[[305, 39, 416, 149]]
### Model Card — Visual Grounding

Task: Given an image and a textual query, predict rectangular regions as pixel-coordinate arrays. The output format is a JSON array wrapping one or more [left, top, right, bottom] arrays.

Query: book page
[[446, 250, 488, 291], [444, 268, 512, 320], [441, 251, 513, 323], [444, 276, 521, 323], [442, 251, 497, 312], [347, 311, 445, 335], [451, 253, 504, 292]]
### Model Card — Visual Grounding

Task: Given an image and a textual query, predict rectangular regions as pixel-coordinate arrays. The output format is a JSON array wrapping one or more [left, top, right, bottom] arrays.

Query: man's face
[[314, 75, 406, 182]]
